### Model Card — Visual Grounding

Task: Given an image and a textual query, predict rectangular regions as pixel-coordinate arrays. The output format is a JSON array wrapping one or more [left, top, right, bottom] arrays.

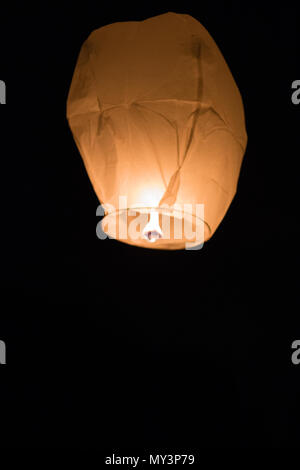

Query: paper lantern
[[67, 12, 247, 249]]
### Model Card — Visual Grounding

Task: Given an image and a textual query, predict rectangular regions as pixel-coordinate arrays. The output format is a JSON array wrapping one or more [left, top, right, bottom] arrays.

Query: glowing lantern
[[67, 12, 247, 249]]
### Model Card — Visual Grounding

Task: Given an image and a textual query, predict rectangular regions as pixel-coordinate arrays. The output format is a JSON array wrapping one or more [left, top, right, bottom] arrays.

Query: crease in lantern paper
[[67, 23, 244, 211], [69, 102, 239, 207]]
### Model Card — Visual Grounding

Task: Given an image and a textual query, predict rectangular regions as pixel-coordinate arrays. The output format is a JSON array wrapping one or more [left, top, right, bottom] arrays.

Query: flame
[[143, 210, 163, 243]]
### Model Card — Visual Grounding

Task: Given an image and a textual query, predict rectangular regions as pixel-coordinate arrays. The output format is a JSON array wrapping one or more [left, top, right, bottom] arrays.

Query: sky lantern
[[67, 12, 247, 250]]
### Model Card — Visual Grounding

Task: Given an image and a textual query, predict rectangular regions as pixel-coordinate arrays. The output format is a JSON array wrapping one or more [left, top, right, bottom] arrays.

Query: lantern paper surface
[[67, 12, 247, 249]]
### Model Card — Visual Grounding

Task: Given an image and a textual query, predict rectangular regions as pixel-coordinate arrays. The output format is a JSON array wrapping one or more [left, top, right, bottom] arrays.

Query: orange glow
[[67, 12, 247, 249]]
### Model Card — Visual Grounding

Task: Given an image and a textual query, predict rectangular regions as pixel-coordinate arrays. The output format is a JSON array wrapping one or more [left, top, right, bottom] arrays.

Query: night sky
[[0, 2, 299, 450]]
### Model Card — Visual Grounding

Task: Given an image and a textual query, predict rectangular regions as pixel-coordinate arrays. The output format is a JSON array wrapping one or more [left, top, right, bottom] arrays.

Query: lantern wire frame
[[101, 206, 211, 250]]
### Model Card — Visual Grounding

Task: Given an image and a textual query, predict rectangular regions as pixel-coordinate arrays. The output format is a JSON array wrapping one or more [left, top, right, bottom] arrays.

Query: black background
[[0, 1, 299, 450]]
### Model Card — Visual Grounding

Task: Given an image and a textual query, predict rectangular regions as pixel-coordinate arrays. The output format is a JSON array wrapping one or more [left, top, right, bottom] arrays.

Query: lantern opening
[[101, 206, 210, 250]]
